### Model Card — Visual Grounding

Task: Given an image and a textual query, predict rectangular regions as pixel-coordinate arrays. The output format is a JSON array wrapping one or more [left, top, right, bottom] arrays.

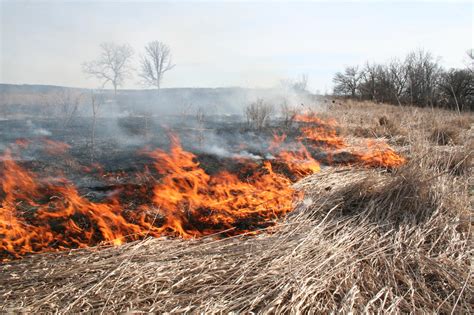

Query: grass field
[[1, 100, 472, 313]]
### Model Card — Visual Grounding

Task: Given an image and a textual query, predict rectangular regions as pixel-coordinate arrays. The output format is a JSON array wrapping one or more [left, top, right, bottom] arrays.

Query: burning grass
[[0, 100, 472, 313], [1, 164, 471, 313], [0, 112, 405, 260]]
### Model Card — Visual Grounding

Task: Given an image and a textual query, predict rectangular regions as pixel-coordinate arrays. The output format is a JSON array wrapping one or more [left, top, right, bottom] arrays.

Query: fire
[[42, 139, 71, 155], [353, 140, 406, 167], [0, 138, 296, 260], [0, 112, 405, 260], [130, 137, 294, 238], [294, 113, 405, 168], [269, 133, 321, 177], [142, 136, 295, 237], [295, 114, 346, 149], [0, 149, 146, 259]]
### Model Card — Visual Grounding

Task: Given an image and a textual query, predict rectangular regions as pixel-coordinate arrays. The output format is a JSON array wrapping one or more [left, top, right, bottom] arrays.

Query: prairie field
[[2, 1, 473, 313], [1, 100, 472, 313]]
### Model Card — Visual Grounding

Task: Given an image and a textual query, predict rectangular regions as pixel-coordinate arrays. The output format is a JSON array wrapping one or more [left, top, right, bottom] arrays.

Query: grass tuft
[[429, 125, 461, 145]]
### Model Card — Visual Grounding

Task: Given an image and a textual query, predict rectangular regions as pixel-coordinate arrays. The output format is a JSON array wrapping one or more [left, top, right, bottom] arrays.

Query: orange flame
[[42, 139, 71, 155], [353, 140, 406, 167], [269, 133, 321, 177], [0, 138, 296, 260], [295, 114, 346, 148], [0, 113, 405, 260], [142, 135, 295, 237]]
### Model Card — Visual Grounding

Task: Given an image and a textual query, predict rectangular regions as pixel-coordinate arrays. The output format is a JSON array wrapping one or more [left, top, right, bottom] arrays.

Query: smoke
[[26, 120, 52, 136], [0, 83, 328, 170], [110, 85, 321, 117], [33, 128, 52, 137], [201, 145, 263, 160], [82, 83, 325, 160]]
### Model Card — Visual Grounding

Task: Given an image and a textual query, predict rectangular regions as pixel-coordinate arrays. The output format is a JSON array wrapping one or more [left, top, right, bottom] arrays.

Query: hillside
[[0, 84, 318, 116]]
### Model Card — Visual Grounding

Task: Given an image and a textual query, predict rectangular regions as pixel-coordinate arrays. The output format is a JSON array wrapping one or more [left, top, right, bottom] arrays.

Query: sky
[[1, 0, 472, 93]]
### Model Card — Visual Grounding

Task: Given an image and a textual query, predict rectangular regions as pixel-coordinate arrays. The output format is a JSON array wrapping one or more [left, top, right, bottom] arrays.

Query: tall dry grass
[[0, 100, 472, 313]]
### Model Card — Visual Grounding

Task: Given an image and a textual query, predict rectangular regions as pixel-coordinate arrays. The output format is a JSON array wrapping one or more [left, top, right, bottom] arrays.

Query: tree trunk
[[450, 85, 461, 115]]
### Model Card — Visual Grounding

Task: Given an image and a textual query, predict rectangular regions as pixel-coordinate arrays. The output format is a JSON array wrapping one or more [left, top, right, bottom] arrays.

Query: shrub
[[279, 102, 300, 129], [244, 99, 274, 131]]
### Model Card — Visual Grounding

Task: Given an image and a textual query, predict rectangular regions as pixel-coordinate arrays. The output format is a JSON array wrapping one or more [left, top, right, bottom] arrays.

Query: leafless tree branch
[[82, 42, 134, 96], [139, 41, 175, 89]]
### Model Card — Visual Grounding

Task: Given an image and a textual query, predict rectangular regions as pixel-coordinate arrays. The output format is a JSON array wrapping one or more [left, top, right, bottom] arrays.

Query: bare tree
[[280, 101, 301, 129], [404, 49, 442, 107], [388, 58, 408, 105], [439, 69, 473, 112], [245, 99, 274, 131], [359, 63, 395, 103], [331, 49, 471, 110], [83, 42, 134, 96], [292, 74, 308, 92], [195, 107, 206, 147], [359, 62, 379, 101], [280, 74, 309, 93], [89, 90, 104, 162], [333, 66, 361, 97], [139, 41, 175, 89], [47, 89, 83, 128]]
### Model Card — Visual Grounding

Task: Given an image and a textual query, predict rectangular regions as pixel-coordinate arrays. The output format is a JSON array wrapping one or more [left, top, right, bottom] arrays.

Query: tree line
[[332, 50, 474, 111], [82, 41, 175, 96]]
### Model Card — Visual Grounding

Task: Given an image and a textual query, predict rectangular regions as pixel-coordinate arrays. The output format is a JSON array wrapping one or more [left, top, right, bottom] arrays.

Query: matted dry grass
[[1, 101, 472, 313]]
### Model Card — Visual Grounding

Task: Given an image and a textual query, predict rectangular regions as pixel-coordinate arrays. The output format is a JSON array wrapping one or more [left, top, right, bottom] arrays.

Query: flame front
[[139, 135, 295, 237], [0, 114, 405, 260]]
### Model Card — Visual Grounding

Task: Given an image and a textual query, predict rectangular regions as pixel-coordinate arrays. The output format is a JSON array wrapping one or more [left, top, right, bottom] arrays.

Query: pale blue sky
[[1, 1, 472, 92]]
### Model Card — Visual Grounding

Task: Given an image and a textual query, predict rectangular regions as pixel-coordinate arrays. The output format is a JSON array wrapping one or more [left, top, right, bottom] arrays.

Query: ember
[[0, 114, 405, 260]]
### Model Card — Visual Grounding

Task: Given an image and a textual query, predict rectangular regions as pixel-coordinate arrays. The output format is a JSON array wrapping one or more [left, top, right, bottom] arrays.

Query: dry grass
[[424, 145, 474, 176], [429, 125, 461, 145], [449, 115, 474, 130], [1, 101, 472, 313]]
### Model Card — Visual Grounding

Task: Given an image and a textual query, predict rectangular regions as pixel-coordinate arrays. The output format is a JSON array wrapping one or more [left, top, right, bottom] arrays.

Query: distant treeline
[[332, 50, 474, 111]]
